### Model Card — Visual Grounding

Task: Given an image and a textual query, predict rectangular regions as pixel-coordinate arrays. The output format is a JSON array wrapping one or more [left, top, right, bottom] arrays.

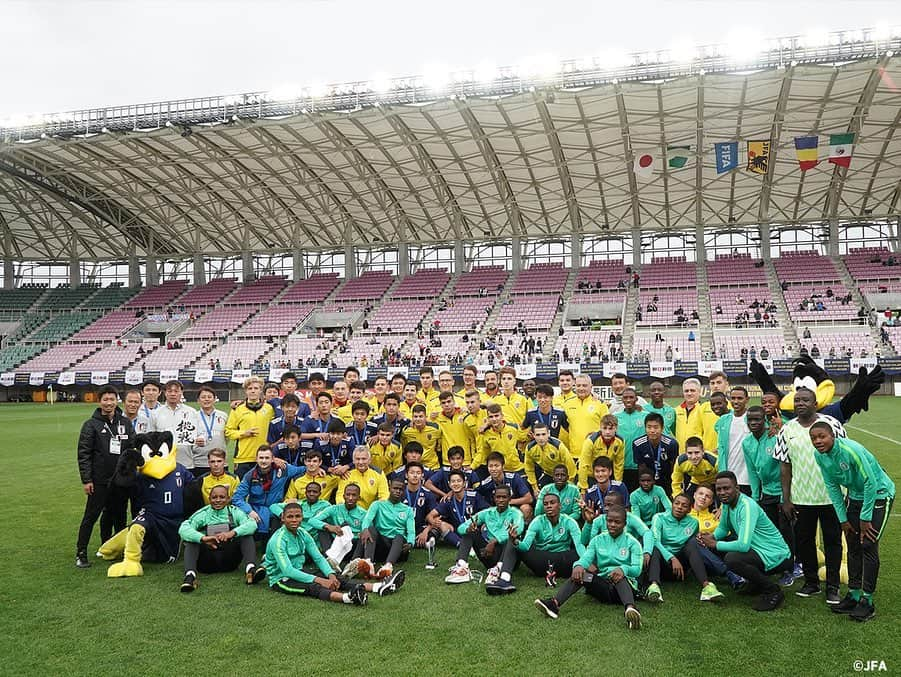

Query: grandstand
[[0, 26, 899, 387]]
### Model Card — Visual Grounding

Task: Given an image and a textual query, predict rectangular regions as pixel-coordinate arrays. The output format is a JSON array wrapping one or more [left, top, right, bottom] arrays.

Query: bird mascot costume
[[98, 431, 194, 577]]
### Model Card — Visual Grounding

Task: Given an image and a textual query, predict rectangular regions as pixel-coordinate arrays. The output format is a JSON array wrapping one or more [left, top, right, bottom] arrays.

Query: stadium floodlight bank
[[1, 26, 898, 142]]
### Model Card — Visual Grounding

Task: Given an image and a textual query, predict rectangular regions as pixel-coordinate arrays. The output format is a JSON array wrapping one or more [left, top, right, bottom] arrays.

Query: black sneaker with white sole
[[850, 600, 876, 622], [180, 573, 198, 593], [349, 584, 368, 606], [486, 578, 516, 595], [625, 605, 642, 630], [825, 586, 841, 605], [378, 569, 406, 596], [75, 552, 91, 569], [754, 590, 785, 611], [795, 583, 821, 597], [534, 598, 559, 619], [831, 593, 859, 614]]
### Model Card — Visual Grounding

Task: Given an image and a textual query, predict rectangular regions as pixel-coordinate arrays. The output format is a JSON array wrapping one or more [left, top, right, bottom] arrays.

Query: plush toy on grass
[[98, 432, 194, 577]]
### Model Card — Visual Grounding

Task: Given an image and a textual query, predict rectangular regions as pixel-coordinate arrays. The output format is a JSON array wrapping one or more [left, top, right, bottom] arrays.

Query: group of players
[[75, 364, 894, 627]]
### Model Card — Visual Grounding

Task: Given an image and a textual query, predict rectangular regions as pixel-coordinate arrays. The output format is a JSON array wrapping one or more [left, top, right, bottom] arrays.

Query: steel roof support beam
[[757, 65, 795, 223]]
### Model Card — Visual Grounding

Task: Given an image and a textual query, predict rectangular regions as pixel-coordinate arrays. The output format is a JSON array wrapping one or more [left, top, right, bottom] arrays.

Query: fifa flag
[[828, 133, 854, 167], [633, 151, 657, 180], [666, 145, 691, 169], [794, 135, 819, 170], [747, 140, 770, 174], [714, 142, 739, 174]]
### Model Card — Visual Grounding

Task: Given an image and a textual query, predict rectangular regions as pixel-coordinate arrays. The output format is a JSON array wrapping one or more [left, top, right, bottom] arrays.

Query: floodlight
[[474, 61, 498, 84], [370, 74, 392, 94], [800, 29, 830, 49], [669, 40, 697, 64], [873, 23, 892, 41], [422, 65, 451, 91]]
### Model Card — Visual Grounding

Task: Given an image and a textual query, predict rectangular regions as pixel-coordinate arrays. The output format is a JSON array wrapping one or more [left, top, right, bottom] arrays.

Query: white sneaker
[[341, 558, 361, 578], [485, 565, 500, 585], [444, 564, 472, 584]]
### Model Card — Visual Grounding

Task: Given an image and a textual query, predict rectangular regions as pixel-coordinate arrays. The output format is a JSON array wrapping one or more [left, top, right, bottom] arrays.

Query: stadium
[[1, 13, 900, 675]]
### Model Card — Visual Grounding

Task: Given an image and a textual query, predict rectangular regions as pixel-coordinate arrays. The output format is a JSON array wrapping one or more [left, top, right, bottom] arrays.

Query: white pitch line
[[846, 425, 901, 447]]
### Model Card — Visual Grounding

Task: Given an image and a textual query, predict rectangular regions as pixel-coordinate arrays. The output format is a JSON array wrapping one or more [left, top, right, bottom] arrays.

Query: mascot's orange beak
[[140, 442, 178, 480], [780, 379, 835, 412]]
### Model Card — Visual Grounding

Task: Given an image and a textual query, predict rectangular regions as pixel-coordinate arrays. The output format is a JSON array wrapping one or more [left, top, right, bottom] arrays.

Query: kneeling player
[[308, 483, 367, 569], [516, 493, 584, 581], [474, 452, 533, 519], [427, 470, 490, 550], [445, 485, 524, 595], [534, 505, 643, 629], [264, 502, 403, 604], [178, 485, 263, 592]]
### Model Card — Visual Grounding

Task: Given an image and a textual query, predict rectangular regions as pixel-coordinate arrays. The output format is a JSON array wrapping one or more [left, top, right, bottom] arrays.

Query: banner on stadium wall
[[124, 370, 144, 385], [1, 372, 15, 387], [57, 372, 76, 386], [772, 359, 795, 376], [878, 357, 901, 375], [90, 371, 109, 386], [432, 366, 451, 379], [603, 362, 628, 378], [160, 369, 180, 384], [472, 365, 493, 380], [722, 360, 749, 376], [823, 358, 849, 374], [268, 368, 287, 383], [516, 364, 537, 380], [194, 369, 214, 383], [626, 362, 650, 379], [307, 367, 329, 382], [557, 363, 582, 376], [231, 368, 252, 384], [385, 366, 407, 381], [698, 360, 723, 377], [357, 367, 368, 382], [756, 359, 774, 374], [850, 357, 878, 374], [29, 372, 45, 386], [649, 361, 675, 378]]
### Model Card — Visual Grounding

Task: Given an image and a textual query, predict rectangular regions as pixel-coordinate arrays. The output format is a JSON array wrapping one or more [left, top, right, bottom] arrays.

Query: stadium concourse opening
[[0, 20, 898, 674]]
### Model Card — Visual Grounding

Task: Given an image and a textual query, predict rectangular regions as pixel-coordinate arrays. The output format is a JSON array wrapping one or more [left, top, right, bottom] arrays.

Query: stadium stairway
[[621, 282, 640, 358], [324, 275, 405, 365], [466, 274, 516, 361], [396, 272, 458, 359], [543, 269, 579, 361], [834, 256, 895, 357], [695, 263, 715, 356], [764, 258, 800, 355]]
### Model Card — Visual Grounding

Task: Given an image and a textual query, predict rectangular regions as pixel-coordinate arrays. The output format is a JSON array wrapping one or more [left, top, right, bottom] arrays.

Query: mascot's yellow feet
[[106, 524, 146, 578], [97, 529, 128, 560]]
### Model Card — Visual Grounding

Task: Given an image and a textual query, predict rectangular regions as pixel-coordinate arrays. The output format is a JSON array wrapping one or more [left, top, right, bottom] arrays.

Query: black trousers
[[794, 504, 842, 588], [724, 550, 791, 595], [273, 574, 354, 600], [355, 526, 408, 564], [555, 575, 636, 608], [183, 535, 257, 573], [759, 494, 795, 557], [648, 539, 707, 584], [518, 548, 579, 578], [76, 482, 128, 553], [846, 497, 892, 595], [457, 533, 517, 573]]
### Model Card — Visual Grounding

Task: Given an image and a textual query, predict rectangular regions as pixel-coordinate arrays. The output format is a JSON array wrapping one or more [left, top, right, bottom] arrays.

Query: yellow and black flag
[[747, 140, 770, 174]]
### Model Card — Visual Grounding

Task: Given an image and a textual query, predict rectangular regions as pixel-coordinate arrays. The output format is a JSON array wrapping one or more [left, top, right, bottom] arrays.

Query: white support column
[[3, 258, 14, 289], [695, 224, 707, 264], [827, 218, 840, 257], [759, 224, 772, 261], [193, 253, 206, 286], [511, 237, 522, 272], [631, 227, 641, 269], [454, 240, 466, 273], [241, 250, 254, 282], [344, 244, 356, 279], [146, 255, 159, 287], [293, 248, 305, 280], [571, 233, 581, 270], [128, 254, 141, 288], [398, 242, 410, 276], [69, 256, 81, 288]]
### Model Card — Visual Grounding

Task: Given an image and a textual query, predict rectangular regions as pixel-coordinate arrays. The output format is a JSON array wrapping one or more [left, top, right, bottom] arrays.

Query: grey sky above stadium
[[1, 0, 897, 117]]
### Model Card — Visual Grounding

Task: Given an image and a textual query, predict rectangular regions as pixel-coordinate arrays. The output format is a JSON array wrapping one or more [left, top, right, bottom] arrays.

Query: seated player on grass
[[307, 483, 367, 569], [369, 422, 403, 474], [630, 467, 672, 527], [809, 422, 896, 622], [264, 502, 402, 605], [670, 436, 718, 500], [534, 505, 643, 630], [178, 485, 263, 593], [535, 464, 581, 521], [697, 472, 792, 612], [473, 451, 533, 519], [345, 477, 413, 582], [645, 493, 724, 603], [581, 493, 655, 573], [445, 485, 524, 595], [515, 493, 585, 581], [523, 422, 574, 493], [425, 446, 473, 499], [690, 484, 746, 591], [337, 446, 389, 509], [232, 444, 306, 541], [401, 461, 439, 558], [427, 469, 490, 550], [284, 450, 337, 502], [579, 414, 624, 488], [582, 456, 630, 515], [271, 481, 331, 545]]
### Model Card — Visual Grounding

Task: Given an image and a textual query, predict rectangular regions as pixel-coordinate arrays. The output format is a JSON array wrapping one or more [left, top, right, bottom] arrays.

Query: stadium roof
[[1, 31, 900, 261]]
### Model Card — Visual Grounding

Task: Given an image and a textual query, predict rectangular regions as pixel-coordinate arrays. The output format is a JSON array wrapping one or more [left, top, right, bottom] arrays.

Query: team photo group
[[74, 360, 894, 629]]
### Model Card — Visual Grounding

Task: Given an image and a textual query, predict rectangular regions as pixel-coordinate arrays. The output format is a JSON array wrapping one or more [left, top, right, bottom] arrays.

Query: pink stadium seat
[[124, 280, 188, 309]]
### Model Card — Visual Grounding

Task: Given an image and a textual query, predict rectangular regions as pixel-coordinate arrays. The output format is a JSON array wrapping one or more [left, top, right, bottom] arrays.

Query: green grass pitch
[[1, 399, 900, 675]]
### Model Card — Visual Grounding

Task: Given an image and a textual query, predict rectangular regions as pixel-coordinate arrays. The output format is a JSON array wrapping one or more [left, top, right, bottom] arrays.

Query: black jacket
[[77, 407, 136, 484]]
